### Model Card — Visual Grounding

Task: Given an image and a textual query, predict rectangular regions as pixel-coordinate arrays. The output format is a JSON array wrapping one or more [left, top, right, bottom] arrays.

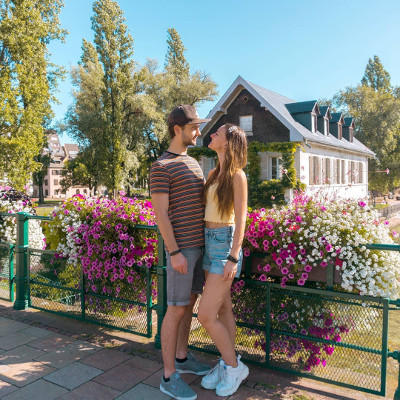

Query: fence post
[[388, 351, 400, 400], [155, 228, 166, 350], [14, 212, 29, 310]]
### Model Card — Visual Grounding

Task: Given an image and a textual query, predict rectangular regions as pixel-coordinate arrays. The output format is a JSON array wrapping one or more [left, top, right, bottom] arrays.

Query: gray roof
[[200, 76, 374, 157]]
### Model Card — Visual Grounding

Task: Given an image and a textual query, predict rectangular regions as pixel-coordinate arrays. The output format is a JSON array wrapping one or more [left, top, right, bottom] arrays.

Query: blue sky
[[49, 0, 400, 144]]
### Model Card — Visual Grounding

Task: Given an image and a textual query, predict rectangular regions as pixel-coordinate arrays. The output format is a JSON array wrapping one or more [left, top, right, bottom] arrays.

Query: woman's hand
[[222, 260, 237, 280]]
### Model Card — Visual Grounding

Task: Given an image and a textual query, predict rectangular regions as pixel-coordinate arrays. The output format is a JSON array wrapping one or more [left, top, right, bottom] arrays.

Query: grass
[[35, 207, 55, 217], [373, 204, 390, 210]]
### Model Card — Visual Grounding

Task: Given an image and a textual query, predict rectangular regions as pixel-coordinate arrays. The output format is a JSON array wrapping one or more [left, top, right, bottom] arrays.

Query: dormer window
[[239, 115, 253, 136], [311, 114, 317, 133], [324, 118, 329, 135]]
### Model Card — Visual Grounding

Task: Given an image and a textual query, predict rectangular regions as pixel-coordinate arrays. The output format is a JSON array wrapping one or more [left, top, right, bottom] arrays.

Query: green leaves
[[0, 0, 66, 190]]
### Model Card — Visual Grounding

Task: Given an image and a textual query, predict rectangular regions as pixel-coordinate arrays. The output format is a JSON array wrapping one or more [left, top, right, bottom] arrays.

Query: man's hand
[[222, 260, 237, 280], [171, 252, 188, 274]]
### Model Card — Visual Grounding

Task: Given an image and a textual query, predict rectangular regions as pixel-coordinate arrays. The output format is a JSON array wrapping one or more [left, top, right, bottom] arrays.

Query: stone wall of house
[[202, 89, 290, 147]]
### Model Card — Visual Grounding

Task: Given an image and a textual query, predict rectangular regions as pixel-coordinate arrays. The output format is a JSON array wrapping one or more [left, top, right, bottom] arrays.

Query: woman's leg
[[198, 273, 237, 367], [217, 295, 236, 346]]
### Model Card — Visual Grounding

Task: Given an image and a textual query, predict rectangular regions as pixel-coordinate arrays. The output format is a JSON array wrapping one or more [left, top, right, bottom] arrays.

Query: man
[[150, 105, 211, 400]]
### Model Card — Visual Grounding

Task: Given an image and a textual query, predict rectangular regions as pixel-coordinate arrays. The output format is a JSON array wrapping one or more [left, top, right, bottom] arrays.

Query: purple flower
[[358, 201, 366, 207], [321, 261, 328, 268], [297, 279, 305, 286], [272, 239, 279, 246]]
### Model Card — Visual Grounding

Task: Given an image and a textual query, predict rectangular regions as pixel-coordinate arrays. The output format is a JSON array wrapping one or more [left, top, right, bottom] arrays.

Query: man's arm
[[151, 192, 188, 274]]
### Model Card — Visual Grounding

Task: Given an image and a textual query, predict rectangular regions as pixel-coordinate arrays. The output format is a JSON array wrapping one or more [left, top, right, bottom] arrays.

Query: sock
[[163, 374, 170, 382], [176, 356, 188, 363]]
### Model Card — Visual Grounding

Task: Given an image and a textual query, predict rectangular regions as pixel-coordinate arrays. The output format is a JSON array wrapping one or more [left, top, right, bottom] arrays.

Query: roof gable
[[200, 76, 373, 156]]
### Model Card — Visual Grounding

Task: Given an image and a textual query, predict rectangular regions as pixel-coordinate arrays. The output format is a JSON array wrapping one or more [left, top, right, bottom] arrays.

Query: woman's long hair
[[203, 123, 247, 219]]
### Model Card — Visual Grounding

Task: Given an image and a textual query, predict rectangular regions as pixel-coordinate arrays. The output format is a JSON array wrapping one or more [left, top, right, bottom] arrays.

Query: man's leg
[[161, 305, 187, 378], [176, 293, 198, 359]]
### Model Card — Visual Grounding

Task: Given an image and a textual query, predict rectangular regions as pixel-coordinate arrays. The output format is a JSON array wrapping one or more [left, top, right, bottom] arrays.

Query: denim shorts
[[203, 226, 243, 278], [166, 246, 204, 306]]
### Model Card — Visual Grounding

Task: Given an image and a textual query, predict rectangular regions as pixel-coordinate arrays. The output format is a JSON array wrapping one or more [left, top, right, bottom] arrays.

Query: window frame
[[239, 115, 253, 136]]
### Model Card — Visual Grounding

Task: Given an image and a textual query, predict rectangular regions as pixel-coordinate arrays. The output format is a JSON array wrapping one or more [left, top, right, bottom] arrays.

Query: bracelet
[[170, 249, 181, 256], [227, 254, 238, 263]]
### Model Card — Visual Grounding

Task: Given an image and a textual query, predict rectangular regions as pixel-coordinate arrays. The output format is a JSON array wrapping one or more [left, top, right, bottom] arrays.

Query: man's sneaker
[[201, 358, 224, 390], [215, 355, 249, 397], [175, 352, 211, 376], [160, 371, 197, 400]]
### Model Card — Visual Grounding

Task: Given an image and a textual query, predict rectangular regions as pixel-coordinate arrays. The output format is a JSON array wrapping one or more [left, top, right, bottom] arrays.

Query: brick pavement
[[0, 299, 396, 400]]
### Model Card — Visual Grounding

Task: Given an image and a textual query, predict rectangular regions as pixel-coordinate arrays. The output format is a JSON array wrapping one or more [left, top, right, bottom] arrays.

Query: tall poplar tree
[[66, 0, 140, 195], [361, 55, 391, 93], [0, 0, 66, 190]]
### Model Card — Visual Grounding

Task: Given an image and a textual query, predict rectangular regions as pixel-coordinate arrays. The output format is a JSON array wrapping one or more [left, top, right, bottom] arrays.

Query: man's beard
[[182, 132, 196, 147]]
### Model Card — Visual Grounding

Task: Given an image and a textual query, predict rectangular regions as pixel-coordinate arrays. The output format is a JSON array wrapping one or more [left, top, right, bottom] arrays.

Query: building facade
[[198, 76, 374, 200], [32, 131, 91, 199]]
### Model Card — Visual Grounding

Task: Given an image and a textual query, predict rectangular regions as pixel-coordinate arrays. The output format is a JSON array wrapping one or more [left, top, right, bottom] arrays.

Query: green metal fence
[[0, 212, 161, 338], [1, 211, 400, 399], [0, 243, 14, 301]]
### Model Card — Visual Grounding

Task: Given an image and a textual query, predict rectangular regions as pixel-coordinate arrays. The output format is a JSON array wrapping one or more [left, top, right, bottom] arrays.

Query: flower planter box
[[250, 255, 342, 284]]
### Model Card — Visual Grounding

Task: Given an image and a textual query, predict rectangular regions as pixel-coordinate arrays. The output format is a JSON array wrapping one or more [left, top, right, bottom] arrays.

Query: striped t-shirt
[[150, 151, 205, 249]]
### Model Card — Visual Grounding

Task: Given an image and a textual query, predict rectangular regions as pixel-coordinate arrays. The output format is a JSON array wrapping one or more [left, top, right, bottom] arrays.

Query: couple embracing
[[150, 104, 248, 400]]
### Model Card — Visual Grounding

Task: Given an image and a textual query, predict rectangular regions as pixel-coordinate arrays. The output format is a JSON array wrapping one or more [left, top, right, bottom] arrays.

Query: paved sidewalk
[[0, 299, 396, 400]]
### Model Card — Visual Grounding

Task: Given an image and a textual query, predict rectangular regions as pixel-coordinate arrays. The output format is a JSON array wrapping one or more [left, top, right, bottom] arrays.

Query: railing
[[1, 211, 400, 399], [380, 203, 400, 218], [0, 212, 164, 338]]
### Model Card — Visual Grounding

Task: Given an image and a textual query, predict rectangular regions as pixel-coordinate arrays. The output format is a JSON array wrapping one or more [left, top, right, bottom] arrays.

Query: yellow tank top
[[204, 183, 235, 224]]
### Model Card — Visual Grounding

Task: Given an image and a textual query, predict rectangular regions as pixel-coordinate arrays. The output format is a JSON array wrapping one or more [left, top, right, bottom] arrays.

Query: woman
[[197, 123, 248, 397]]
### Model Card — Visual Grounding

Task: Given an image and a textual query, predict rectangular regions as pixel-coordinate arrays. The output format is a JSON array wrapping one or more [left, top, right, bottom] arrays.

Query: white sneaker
[[201, 359, 224, 390], [215, 355, 249, 397]]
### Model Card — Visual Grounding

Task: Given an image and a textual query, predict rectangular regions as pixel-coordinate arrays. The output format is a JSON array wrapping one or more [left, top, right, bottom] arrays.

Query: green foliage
[[361, 55, 391, 92], [165, 28, 189, 78], [65, 0, 140, 195], [187, 146, 216, 161], [333, 83, 400, 193], [60, 153, 96, 194], [0, 0, 66, 190], [246, 141, 303, 208]]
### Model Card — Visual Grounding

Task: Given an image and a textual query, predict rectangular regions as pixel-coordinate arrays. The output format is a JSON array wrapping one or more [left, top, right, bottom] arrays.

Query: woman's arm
[[222, 169, 247, 280], [230, 169, 248, 259]]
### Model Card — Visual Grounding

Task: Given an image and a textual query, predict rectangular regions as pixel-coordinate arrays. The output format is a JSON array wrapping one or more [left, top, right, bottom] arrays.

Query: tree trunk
[[38, 183, 44, 205]]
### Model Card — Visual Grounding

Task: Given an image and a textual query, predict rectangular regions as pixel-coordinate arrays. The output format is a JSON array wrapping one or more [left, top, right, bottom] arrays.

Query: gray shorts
[[166, 246, 204, 306]]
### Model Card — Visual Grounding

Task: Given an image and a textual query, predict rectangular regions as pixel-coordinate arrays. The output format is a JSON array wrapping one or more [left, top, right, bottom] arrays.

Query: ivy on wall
[[188, 141, 305, 208]]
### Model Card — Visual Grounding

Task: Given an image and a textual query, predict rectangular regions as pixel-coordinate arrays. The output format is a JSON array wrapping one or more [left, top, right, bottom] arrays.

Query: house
[[197, 76, 374, 200], [32, 131, 92, 199]]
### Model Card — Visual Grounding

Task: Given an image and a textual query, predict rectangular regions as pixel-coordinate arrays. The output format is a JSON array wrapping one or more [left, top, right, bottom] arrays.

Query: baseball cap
[[167, 104, 211, 126]]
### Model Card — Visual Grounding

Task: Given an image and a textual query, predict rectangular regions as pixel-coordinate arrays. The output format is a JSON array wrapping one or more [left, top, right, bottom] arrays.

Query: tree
[[66, 0, 141, 196], [32, 152, 51, 204], [0, 0, 66, 190], [60, 152, 97, 195], [361, 55, 391, 93], [137, 28, 218, 168], [331, 56, 400, 193]]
